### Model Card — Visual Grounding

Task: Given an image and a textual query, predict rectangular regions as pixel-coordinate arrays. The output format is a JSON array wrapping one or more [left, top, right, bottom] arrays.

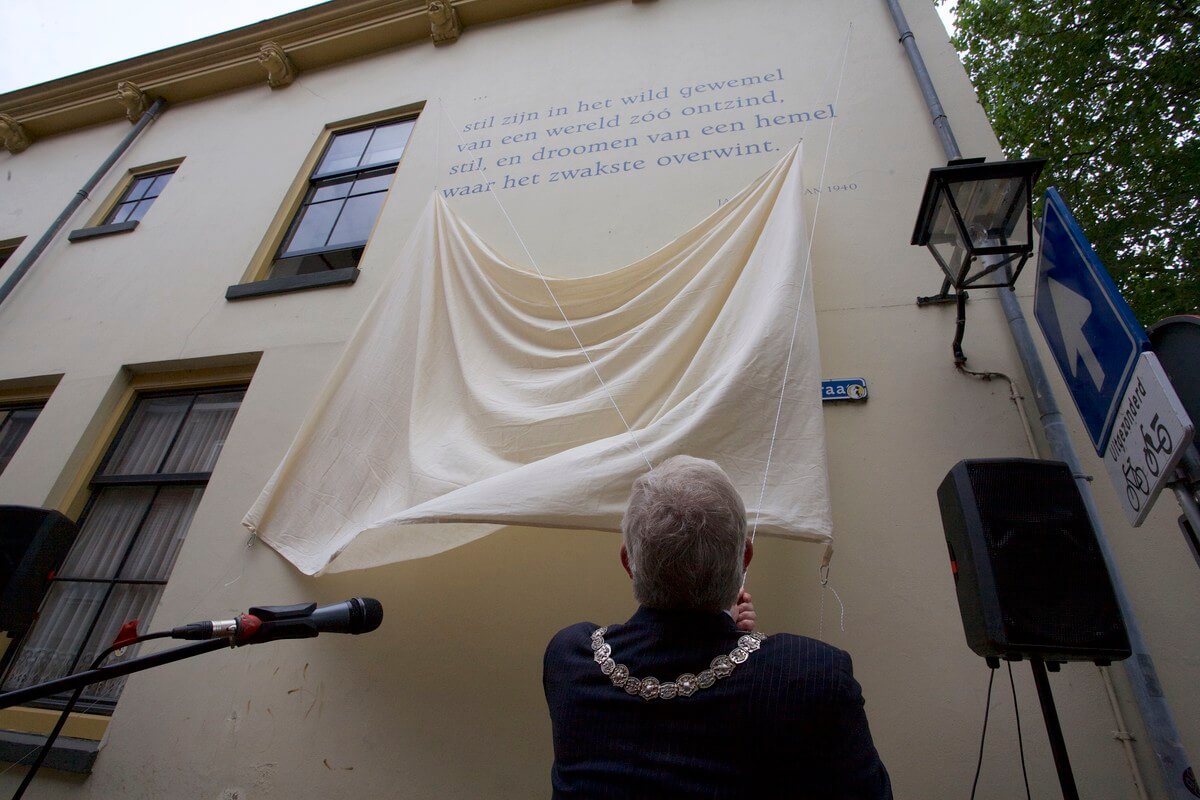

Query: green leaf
[[940, 0, 1200, 324]]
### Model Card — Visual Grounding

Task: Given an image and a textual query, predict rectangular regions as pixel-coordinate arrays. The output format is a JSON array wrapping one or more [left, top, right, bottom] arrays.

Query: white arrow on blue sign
[[1034, 188, 1148, 454]]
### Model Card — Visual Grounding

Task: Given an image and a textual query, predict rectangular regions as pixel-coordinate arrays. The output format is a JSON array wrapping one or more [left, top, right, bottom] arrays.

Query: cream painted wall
[[0, 0, 1196, 798]]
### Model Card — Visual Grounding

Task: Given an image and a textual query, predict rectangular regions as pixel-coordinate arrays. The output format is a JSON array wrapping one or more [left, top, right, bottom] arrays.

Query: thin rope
[[437, 99, 653, 471], [818, 566, 847, 637], [748, 21, 853, 547]]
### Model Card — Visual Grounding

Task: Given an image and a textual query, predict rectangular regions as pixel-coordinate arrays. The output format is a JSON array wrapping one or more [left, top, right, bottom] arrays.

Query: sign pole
[[1172, 471, 1200, 559]]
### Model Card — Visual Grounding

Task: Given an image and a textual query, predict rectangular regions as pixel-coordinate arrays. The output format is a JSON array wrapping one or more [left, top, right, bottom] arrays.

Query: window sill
[[225, 267, 359, 301], [67, 220, 139, 242], [0, 730, 99, 774]]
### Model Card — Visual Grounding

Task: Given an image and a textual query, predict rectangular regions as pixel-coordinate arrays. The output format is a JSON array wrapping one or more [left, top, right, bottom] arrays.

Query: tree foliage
[[945, 0, 1199, 325]]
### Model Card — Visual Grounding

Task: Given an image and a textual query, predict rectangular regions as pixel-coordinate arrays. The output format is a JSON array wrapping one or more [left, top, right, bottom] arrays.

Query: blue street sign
[[821, 378, 867, 402], [1034, 188, 1149, 454]]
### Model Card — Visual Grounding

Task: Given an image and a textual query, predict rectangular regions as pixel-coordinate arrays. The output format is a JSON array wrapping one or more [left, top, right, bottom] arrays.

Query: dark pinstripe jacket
[[544, 606, 892, 799]]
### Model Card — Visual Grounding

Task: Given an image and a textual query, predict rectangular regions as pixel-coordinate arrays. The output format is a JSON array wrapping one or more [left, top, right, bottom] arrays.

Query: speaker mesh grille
[[966, 462, 1126, 651]]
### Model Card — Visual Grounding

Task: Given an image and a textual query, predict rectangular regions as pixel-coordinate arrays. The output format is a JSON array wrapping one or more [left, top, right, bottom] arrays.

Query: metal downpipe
[[0, 97, 168, 309], [883, 1, 1195, 796]]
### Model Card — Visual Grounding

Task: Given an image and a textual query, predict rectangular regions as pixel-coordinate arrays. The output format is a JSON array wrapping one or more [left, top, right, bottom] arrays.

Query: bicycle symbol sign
[[1102, 352, 1194, 526]]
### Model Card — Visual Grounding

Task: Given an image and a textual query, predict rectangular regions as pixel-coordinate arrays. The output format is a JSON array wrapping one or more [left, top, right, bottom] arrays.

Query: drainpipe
[[882, 1, 1195, 797], [0, 97, 168, 309]]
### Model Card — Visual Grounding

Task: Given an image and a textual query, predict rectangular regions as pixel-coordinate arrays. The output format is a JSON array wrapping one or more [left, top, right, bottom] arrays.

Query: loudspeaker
[[937, 459, 1130, 664], [0, 506, 80, 633]]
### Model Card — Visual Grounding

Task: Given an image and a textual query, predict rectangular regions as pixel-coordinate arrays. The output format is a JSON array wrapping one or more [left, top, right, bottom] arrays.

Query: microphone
[[171, 598, 383, 645]]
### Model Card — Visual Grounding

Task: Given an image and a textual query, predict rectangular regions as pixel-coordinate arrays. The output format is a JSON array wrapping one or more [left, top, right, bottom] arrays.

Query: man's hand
[[731, 590, 756, 632]]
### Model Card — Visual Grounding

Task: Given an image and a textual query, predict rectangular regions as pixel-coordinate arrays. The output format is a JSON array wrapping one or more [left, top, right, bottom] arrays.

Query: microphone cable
[[968, 662, 1033, 800], [969, 666, 996, 800]]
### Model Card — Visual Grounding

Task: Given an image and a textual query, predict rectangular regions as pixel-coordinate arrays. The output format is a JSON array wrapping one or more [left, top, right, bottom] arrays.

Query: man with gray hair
[[544, 455, 891, 798]]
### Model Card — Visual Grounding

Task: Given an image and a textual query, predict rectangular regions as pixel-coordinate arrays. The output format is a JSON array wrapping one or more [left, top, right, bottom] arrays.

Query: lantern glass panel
[[928, 187, 970, 281], [949, 176, 1029, 251]]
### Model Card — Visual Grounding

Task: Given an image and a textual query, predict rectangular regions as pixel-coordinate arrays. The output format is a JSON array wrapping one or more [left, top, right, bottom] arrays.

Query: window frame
[[0, 401, 48, 477], [2, 382, 248, 714], [228, 103, 422, 301], [0, 236, 25, 271], [68, 158, 184, 243], [101, 167, 177, 226], [0, 374, 60, 479]]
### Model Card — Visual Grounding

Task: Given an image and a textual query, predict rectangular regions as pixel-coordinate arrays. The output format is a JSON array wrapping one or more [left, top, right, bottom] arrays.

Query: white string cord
[[437, 98, 653, 471], [819, 566, 847, 637], [748, 21, 853, 548]]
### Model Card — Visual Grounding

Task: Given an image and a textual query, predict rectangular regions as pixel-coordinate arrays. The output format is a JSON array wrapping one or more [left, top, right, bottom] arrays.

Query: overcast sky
[[0, 1, 958, 96], [0, 0, 325, 94]]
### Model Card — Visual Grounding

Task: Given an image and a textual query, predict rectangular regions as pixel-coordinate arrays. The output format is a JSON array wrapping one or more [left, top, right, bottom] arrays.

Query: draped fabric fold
[[244, 144, 831, 575]]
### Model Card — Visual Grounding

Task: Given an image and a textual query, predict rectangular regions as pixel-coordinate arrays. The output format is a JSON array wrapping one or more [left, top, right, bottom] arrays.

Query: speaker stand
[[1030, 658, 1080, 800]]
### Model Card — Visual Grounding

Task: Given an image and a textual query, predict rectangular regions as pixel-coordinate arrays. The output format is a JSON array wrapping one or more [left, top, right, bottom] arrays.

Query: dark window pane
[[0, 243, 19, 271], [311, 177, 354, 203], [146, 173, 173, 198], [1, 580, 166, 705], [127, 198, 156, 223], [58, 486, 157, 579], [115, 486, 204, 581], [0, 406, 41, 474], [361, 120, 414, 168], [75, 583, 166, 703], [269, 247, 363, 278], [124, 176, 155, 202], [316, 129, 372, 176], [109, 203, 135, 224], [327, 192, 386, 248], [160, 390, 245, 473], [0, 581, 109, 694], [102, 395, 192, 476], [349, 168, 395, 196], [279, 200, 343, 255]]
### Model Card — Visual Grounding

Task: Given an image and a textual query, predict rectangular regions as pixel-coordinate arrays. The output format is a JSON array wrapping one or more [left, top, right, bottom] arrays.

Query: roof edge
[[0, 0, 591, 147]]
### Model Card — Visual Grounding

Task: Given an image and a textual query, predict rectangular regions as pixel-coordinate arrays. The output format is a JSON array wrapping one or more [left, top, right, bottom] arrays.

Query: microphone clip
[[240, 602, 321, 645]]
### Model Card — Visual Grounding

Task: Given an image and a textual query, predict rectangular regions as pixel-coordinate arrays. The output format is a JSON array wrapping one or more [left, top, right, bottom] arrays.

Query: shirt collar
[[627, 605, 738, 635]]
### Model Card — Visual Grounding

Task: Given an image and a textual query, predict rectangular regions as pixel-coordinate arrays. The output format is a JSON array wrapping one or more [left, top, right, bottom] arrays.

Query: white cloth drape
[[244, 145, 831, 575]]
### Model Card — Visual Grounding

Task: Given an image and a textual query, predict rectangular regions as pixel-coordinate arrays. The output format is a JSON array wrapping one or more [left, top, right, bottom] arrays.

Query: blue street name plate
[[1034, 188, 1148, 454], [821, 378, 867, 402]]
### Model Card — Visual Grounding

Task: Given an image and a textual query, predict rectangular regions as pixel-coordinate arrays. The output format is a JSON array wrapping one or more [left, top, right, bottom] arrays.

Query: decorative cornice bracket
[[428, 1, 461, 46], [116, 80, 150, 123], [0, 113, 32, 153], [257, 42, 297, 88]]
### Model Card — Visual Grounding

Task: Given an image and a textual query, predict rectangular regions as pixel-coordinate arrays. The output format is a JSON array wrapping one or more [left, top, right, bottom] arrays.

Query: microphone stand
[[1, 599, 381, 799], [0, 638, 228, 710], [1, 637, 232, 800]]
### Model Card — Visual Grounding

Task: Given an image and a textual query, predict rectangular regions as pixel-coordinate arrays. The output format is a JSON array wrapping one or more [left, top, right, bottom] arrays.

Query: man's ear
[[743, 538, 754, 570], [620, 544, 633, 579]]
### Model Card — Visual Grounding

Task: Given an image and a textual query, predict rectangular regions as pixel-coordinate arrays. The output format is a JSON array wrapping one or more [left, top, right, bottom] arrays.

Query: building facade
[[0, 1, 1196, 797]]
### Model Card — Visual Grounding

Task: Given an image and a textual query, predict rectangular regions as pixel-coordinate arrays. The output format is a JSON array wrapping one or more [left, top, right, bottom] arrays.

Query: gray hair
[[621, 455, 747, 611]]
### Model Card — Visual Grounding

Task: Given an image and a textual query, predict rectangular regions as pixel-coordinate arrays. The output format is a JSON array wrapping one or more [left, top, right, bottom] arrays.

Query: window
[[0, 386, 244, 711], [104, 168, 175, 225], [268, 118, 414, 279], [0, 402, 44, 475], [0, 237, 22, 270], [68, 162, 181, 243]]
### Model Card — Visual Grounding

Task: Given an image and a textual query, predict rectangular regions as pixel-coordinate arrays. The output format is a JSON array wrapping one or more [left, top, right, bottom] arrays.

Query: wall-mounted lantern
[[911, 157, 1046, 291]]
